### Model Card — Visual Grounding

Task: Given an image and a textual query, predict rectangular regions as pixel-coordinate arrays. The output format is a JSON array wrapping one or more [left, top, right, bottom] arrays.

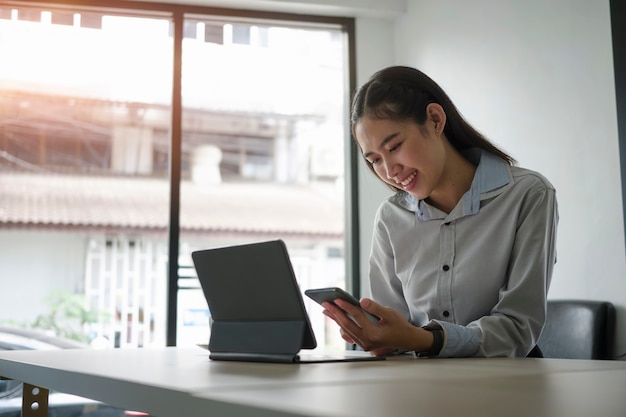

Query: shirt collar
[[461, 150, 511, 216], [398, 149, 512, 222]]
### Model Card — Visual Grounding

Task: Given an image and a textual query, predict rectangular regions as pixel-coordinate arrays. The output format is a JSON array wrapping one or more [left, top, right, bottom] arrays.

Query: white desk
[[0, 346, 625, 417]]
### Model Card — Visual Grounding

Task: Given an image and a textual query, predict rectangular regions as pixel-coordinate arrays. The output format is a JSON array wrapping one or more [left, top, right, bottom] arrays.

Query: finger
[[339, 328, 356, 344], [324, 301, 362, 329], [325, 311, 361, 346], [370, 347, 395, 357], [341, 332, 355, 344], [322, 302, 346, 322], [322, 309, 335, 321], [334, 299, 376, 326], [359, 298, 386, 319], [342, 329, 367, 350]]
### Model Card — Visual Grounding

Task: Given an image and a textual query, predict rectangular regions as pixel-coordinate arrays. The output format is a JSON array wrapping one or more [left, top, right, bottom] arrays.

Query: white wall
[[0, 231, 88, 323], [354, 0, 626, 357], [352, 17, 397, 297]]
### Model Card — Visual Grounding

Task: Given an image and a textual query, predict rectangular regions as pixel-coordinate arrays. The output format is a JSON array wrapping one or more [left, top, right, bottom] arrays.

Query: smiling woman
[[320, 66, 559, 358]]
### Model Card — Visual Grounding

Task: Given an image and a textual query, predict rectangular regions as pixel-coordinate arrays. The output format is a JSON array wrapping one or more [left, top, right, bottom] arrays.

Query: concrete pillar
[[111, 126, 153, 174], [191, 145, 222, 185]]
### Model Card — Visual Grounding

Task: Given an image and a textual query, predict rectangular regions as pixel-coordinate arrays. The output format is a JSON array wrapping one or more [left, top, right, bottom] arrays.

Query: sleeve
[[436, 180, 559, 358], [368, 204, 411, 319]]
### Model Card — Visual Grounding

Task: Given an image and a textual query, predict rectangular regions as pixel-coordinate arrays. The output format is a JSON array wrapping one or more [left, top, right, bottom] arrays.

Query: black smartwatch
[[417, 324, 444, 357]]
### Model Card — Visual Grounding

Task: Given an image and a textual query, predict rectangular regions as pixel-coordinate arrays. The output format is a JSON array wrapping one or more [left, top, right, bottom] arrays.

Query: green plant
[[30, 290, 103, 343]]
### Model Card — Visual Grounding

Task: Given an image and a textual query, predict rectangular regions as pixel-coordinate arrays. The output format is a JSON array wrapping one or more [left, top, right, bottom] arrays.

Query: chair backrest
[[537, 299, 616, 360]]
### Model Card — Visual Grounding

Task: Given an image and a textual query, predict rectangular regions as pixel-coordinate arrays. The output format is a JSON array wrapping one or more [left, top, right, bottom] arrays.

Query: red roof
[[0, 172, 344, 237]]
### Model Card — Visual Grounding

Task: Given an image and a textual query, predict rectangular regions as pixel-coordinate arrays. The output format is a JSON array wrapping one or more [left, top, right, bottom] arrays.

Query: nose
[[383, 158, 400, 180]]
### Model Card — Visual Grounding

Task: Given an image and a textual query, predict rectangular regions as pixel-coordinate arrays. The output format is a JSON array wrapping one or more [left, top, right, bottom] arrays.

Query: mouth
[[398, 171, 417, 189]]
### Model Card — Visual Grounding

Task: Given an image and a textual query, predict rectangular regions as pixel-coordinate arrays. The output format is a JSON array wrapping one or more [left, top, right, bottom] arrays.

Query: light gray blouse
[[369, 150, 559, 357]]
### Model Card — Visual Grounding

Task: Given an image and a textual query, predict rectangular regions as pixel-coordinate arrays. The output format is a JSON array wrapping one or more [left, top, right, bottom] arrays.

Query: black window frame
[[611, 0, 626, 254]]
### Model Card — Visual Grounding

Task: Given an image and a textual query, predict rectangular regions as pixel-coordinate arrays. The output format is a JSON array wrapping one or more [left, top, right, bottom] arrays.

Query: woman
[[322, 66, 558, 357]]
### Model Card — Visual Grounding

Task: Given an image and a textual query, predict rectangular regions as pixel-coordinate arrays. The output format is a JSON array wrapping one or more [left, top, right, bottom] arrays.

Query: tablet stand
[[208, 320, 307, 363]]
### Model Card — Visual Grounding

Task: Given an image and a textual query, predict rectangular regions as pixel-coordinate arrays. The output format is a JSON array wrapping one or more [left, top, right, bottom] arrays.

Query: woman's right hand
[[322, 298, 434, 354]]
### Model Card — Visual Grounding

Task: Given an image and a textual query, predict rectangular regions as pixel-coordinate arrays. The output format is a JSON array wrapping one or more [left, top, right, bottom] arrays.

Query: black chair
[[536, 299, 616, 360]]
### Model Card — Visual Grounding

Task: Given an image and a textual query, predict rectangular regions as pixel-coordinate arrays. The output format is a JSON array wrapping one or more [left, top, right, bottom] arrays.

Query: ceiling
[[126, 0, 406, 18]]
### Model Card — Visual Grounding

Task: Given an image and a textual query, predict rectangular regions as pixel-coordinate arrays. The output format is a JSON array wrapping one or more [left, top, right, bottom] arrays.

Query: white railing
[[85, 236, 343, 350], [84, 235, 168, 348]]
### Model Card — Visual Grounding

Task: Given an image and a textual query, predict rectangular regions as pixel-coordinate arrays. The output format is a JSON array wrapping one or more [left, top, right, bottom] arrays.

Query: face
[[354, 116, 446, 201]]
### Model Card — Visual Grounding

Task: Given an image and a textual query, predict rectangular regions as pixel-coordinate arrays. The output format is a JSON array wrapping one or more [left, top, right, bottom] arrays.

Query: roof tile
[[0, 173, 344, 236]]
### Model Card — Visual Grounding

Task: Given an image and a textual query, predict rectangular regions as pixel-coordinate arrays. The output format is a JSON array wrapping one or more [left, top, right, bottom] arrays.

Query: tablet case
[[191, 240, 317, 363]]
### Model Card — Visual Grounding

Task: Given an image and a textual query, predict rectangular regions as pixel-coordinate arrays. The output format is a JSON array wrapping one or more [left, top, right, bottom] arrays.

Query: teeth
[[400, 172, 417, 187]]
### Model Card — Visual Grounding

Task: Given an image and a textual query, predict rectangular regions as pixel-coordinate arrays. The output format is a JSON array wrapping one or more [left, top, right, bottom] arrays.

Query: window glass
[[0, 5, 349, 353], [0, 7, 172, 348], [177, 17, 348, 350]]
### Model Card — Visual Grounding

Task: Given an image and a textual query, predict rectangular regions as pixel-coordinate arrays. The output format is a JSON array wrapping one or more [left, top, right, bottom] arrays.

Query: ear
[[426, 103, 446, 135]]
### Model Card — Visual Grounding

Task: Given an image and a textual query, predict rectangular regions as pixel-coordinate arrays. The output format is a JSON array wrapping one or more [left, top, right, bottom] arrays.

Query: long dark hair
[[351, 66, 515, 187]]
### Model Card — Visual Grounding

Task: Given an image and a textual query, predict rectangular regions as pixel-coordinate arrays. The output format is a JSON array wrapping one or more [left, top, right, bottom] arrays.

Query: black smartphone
[[304, 287, 380, 323]]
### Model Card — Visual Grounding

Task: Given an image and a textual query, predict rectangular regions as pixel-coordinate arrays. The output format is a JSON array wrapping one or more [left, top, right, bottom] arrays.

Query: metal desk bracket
[[22, 383, 49, 417]]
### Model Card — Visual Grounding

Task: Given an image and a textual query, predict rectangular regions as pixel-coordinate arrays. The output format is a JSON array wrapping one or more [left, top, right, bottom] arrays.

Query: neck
[[426, 146, 476, 214]]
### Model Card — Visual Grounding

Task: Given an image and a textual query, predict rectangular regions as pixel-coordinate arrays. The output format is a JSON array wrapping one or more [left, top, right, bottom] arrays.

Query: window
[[0, 1, 355, 352]]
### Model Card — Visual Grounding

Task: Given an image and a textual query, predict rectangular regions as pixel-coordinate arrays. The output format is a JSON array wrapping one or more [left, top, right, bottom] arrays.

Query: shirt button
[[443, 311, 450, 317], [442, 265, 450, 271]]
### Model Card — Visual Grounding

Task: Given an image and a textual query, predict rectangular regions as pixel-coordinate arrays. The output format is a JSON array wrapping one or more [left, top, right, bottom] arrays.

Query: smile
[[398, 171, 417, 188]]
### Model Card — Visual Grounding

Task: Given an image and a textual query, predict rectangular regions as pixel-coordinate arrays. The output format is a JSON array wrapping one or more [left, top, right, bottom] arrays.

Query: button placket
[[437, 220, 455, 321]]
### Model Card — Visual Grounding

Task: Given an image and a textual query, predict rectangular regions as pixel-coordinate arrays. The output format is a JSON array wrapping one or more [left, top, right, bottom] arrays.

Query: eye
[[368, 157, 380, 166], [389, 142, 401, 152]]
